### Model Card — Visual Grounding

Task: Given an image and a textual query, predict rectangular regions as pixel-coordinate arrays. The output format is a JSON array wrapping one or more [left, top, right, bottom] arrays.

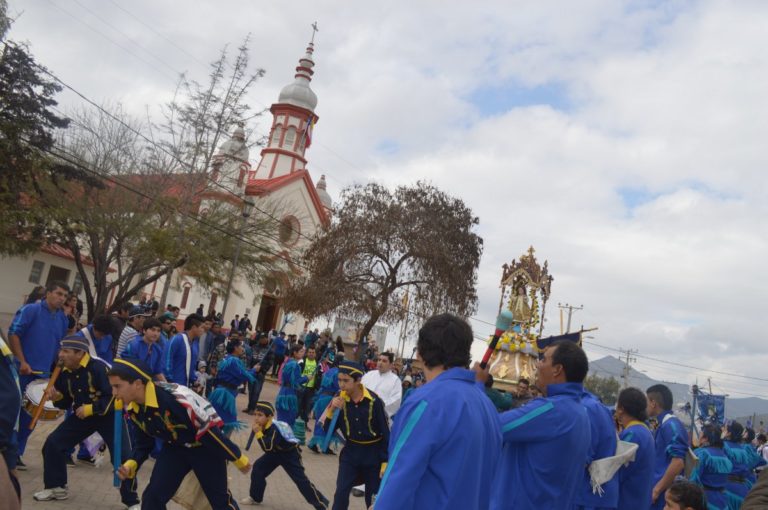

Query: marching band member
[[322, 360, 389, 510], [240, 401, 328, 508], [32, 336, 139, 507], [109, 358, 250, 509]]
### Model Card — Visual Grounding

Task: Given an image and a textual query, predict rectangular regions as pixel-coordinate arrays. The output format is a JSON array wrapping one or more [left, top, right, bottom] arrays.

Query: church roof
[[277, 42, 318, 111]]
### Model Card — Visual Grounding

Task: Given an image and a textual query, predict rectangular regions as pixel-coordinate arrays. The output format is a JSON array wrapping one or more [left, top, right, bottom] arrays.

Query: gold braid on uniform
[[367, 395, 375, 435]]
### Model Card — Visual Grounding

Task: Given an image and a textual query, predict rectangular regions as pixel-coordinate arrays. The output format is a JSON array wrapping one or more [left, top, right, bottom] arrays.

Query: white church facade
[[0, 36, 333, 336], [145, 38, 333, 335]]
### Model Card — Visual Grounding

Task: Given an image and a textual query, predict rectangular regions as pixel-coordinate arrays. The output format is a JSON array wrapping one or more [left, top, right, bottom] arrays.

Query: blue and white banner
[[697, 393, 726, 425]]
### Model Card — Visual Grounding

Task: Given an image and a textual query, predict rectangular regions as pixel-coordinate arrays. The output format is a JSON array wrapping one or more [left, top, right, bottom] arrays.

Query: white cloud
[[7, 0, 768, 396]]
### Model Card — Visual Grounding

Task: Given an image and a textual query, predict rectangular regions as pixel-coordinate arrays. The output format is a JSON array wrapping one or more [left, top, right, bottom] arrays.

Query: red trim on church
[[245, 169, 329, 226]]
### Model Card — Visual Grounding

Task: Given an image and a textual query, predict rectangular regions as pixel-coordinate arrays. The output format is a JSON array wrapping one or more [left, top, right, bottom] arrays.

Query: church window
[[180, 283, 192, 309], [284, 127, 296, 150], [279, 215, 301, 246], [271, 125, 283, 146]]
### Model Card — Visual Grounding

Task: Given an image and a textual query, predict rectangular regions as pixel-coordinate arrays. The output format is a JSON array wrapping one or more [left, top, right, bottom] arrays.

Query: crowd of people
[[3, 281, 768, 510]]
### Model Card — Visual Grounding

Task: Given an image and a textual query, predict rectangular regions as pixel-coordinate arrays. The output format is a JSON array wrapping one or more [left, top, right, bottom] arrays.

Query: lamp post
[[221, 197, 254, 324]]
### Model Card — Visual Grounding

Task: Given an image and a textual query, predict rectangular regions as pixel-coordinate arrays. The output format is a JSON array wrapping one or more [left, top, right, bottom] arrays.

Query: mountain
[[589, 356, 768, 420]]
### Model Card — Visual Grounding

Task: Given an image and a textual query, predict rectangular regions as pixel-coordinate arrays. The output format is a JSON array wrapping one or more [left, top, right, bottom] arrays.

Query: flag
[[302, 114, 316, 148], [697, 393, 726, 425], [536, 331, 581, 352]]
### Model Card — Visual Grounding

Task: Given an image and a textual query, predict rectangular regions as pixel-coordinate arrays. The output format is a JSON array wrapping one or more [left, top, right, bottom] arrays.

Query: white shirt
[[361, 370, 402, 418]]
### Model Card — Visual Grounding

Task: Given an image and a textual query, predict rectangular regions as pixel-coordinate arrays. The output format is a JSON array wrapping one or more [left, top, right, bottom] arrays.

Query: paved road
[[16, 380, 368, 509]]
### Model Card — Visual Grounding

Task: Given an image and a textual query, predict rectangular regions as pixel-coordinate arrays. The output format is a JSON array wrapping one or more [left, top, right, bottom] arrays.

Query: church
[[0, 35, 332, 336], [145, 36, 333, 335]]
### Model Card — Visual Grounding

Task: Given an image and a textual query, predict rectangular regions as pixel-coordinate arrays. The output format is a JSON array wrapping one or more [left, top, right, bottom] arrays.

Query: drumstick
[[29, 363, 63, 430], [113, 399, 123, 487], [321, 390, 346, 453], [479, 310, 515, 369]]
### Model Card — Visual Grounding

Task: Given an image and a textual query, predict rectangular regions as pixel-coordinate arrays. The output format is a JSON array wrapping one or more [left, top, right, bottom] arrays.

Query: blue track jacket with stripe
[[375, 367, 502, 510], [491, 382, 590, 510]]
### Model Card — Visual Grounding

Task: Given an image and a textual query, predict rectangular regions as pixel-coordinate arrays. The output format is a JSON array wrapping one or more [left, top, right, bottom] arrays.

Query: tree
[[0, 39, 100, 255], [283, 182, 483, 346], [584, 373, 620, 405], [45, 103, 287, 322], [37, 38, 287, 321]]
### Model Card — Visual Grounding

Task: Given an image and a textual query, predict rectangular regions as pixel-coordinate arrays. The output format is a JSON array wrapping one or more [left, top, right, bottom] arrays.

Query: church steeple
[[251, 29, 320, 180]]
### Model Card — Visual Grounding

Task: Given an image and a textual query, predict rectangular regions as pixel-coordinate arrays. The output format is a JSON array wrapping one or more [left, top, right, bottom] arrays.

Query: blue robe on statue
[[208, 355, 255, 434], [276, 359, 307, 427]]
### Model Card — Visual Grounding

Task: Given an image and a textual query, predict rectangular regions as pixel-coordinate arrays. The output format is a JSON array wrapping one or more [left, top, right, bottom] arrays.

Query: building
[[146, 37, 332, 335], [0, 35, 332, 338]]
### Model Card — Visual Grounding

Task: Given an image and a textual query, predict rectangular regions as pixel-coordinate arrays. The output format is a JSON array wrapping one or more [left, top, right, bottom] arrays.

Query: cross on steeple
[[311, 22, 319, 43]]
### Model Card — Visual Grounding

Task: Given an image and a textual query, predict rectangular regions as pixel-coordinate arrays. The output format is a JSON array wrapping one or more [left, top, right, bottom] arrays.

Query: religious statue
[[508, 286, 531, 324]]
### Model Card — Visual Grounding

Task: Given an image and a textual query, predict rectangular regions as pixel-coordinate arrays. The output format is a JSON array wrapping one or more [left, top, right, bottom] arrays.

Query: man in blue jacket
[[490, 340, 591, 510], [573, 390, 619, 509], [164, 313, 204, 387], [7, 280, 69, 469], [646, 384, 688, 509], [375, 313, 502, 510]]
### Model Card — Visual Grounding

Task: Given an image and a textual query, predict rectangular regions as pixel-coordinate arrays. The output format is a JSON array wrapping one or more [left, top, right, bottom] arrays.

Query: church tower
[[251, 39, 319, 179]]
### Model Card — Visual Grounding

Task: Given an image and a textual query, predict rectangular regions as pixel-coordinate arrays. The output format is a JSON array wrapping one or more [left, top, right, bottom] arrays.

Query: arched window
[[279, 215, 301, 246], [284, 127, 296, 150], [270, 125, 283, 147], [180, 283, 192, 309]]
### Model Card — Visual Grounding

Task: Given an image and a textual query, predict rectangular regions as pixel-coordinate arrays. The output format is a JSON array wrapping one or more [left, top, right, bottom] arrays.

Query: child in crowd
[[241, 401, 328, 509], [663, 480, 707, 510]]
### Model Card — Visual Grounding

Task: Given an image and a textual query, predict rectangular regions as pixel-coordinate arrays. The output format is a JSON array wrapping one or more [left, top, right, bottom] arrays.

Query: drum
[[173, 472, 212, 510], [23, 379, 64, 421]]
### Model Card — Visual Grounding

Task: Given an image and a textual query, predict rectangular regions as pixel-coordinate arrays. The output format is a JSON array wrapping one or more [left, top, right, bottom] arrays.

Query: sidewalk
[[16, 380, 367, 509]]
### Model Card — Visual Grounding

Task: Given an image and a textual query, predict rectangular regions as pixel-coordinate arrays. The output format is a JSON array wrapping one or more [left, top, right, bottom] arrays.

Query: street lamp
[[220, 197, 255, 324]]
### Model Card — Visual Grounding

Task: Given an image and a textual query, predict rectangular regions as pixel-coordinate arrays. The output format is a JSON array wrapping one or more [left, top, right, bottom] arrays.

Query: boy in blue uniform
[[164, 313, 204, 387], [32, 336, 139, 507], [615, 388, 654, 510], [240, 401, 328, 508], [120, 317, 166, 380], [0, 335, 22, 502], [75, 315, 116, 363], [489, 340, 591, 510], [109, 358, 250, 510], [646, 384, 689, 509], [7, 280, 69, 468], [376, 313, 502, 510], [322, 360, 389, 510], [208, 339, 256, 434], [573, 390, 619, 510]]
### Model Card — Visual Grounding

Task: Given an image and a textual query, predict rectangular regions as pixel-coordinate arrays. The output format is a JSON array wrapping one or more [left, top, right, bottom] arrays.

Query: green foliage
[[584, 373, 620, 405], [0, 41, 100, 255]]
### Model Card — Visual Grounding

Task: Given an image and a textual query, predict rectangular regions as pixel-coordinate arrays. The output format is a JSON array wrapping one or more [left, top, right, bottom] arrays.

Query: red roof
[[245, 170, 329, 226], [40, 244, 115, 272]]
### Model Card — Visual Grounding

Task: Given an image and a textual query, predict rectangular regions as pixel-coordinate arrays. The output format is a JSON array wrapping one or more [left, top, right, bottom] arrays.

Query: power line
[[582, 339, 768, 384], [41, 0, 178, 83]]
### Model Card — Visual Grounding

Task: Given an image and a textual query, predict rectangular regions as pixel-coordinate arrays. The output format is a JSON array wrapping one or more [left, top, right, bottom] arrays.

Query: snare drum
[[23, 379, 63, 421]]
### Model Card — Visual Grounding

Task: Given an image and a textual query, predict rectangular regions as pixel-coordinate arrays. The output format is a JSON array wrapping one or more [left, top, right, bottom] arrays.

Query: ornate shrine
[[487, 246, 554, 383]]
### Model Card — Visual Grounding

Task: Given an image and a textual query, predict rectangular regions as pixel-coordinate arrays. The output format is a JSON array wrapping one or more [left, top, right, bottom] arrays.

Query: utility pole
[[557, 303, 583, 333], [620, 348, 638, 389]]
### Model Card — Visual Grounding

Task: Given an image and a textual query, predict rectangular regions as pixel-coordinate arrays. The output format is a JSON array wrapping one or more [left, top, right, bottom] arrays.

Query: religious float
[[486, 247, 554, 385]]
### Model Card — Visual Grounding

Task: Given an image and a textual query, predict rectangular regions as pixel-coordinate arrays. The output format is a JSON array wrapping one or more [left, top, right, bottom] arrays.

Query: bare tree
[[283, 182, 483, 346]]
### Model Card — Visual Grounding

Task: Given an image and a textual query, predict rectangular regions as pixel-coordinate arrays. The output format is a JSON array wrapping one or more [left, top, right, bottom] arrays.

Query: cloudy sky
[[8, 0, 768, 398]]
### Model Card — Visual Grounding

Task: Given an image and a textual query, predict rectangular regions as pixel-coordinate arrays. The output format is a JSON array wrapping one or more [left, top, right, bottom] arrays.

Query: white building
[[0, 36, 332, 336], [144, 37, 332, 335]]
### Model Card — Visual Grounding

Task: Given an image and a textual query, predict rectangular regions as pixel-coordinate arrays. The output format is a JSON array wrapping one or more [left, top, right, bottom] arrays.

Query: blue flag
[[697, 393, 726, 425]]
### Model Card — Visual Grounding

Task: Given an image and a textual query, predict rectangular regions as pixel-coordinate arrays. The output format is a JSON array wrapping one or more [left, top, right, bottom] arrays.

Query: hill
[[589, 356, 768, 419]]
